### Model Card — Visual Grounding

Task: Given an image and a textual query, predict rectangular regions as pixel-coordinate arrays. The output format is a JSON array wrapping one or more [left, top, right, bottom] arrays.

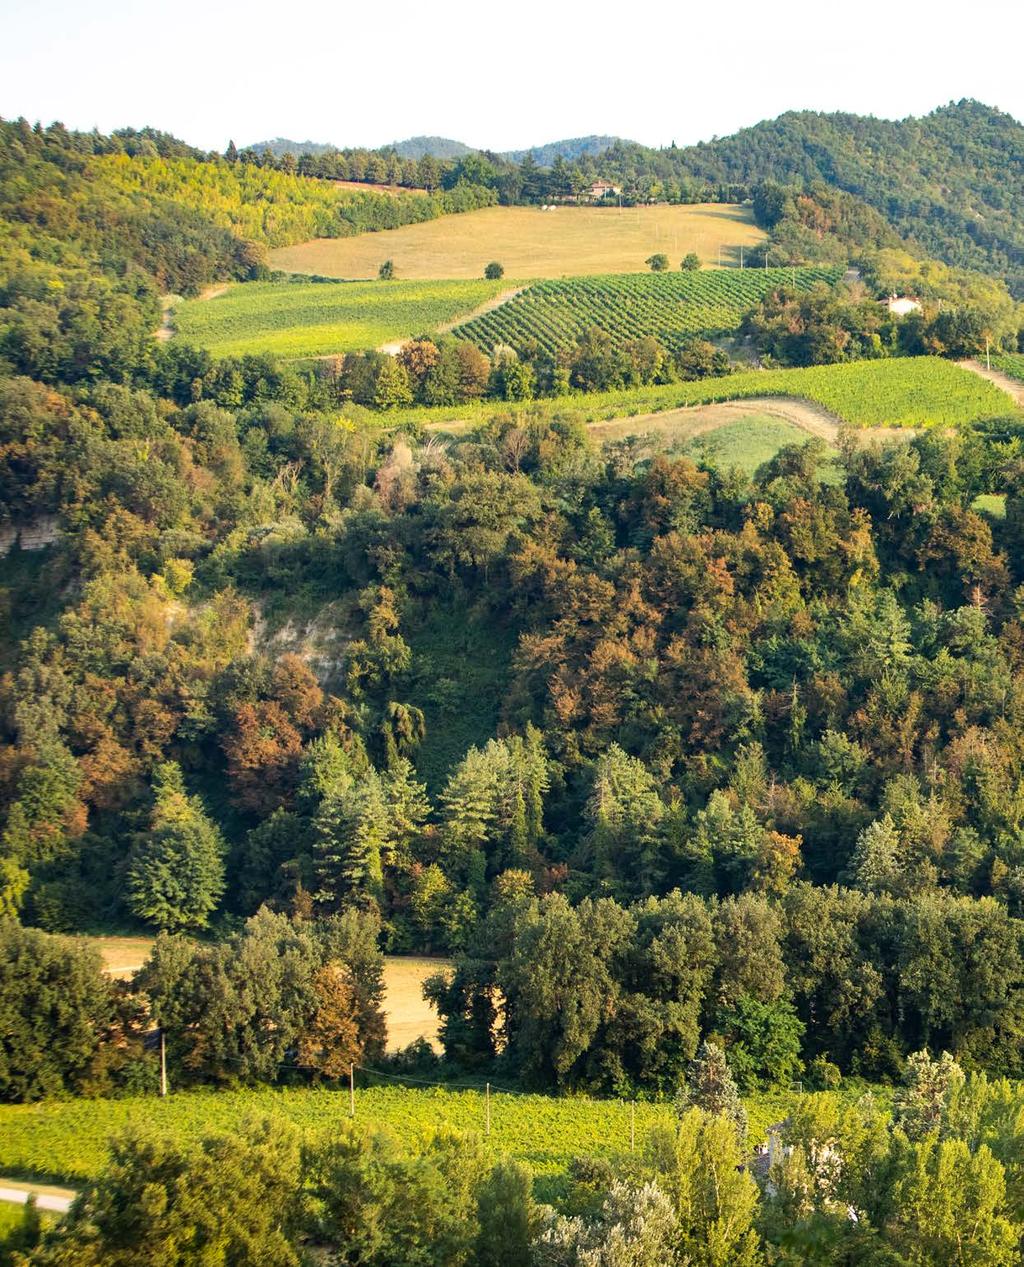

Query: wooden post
[[349, 1064, 355, 1118], [160, 1030, 167, 1098], [630, 1100, 635, 1152], [486, 1082, 491, 1137]]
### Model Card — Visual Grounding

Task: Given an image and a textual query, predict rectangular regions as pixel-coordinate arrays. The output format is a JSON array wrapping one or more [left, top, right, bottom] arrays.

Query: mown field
[[0, 1083, 797, 1190], [454, 267, 843, 354], [171, 277, 509, 358], [399, 357, 1022, 433], [677, 414, 838, 473], [268, 203, 768, 280]]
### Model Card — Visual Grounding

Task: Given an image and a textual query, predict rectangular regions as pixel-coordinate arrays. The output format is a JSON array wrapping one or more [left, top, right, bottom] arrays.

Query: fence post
[[486, 1082, 491, 1137], [349, 1064, 355, 1118], [160, 1030, 167, 1098], [630, 1100, 635, 1152]]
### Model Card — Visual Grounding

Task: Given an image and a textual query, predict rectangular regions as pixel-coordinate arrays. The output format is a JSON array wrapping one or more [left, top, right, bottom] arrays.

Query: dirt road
[[957, 358, 1024, 408], [0, 1180, 75, 1213], [589, 396, 844, 446]]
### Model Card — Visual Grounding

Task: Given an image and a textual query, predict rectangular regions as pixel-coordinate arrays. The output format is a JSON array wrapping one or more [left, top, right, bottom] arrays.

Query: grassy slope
[[679, 414, 837, 474], [0, 1083, 798, 1191], [268, 203, 767, 280], [391, 358, 1022, 432], [405, 601, 519, 791], [172, 278, 509, 358]]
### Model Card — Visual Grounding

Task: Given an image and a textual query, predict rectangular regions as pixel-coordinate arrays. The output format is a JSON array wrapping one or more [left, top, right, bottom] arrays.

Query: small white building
[[590, 179, 622, 199], [885, 294, 923, 317]]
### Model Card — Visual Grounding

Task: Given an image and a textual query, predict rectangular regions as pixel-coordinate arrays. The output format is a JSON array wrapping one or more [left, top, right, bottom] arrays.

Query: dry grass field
[[382, 957, 450, 1052], [269, 203, 767, 280]]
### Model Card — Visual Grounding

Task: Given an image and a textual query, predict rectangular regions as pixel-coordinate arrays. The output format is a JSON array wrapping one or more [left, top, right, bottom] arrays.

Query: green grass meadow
[[172, 278, 509, 358], [679, 414, 838, 474]]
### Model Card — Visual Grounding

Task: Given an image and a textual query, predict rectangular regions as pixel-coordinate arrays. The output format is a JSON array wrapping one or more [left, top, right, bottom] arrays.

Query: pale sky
[[1, 0, 1022, 153]]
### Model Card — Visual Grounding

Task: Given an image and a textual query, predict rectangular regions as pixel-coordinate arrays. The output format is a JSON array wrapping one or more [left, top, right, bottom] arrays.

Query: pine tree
[[313, 774, 390, 910], [846, 814, 903, 895], [676, 1040, 748, 1141], [584, 745, 665, 898], [126, 763, 225, 931]]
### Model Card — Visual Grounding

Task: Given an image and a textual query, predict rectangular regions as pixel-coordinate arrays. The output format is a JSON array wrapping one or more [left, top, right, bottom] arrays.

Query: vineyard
[[395, 356, 1024, 432], [452, 267, 844, 354], [171, 277, 508, 359], [993, 352, 1024, 383], [0, 1082, 796, 1188]]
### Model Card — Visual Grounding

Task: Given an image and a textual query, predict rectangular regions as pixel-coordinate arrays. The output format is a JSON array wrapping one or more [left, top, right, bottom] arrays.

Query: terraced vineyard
[[453, 266, 844, 354]]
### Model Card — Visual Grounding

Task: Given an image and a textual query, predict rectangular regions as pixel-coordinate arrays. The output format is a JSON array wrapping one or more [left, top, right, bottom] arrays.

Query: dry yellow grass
[[84, 935, 156, 979], [269, 203, 766, 280], [383, 956, 450, 1052]]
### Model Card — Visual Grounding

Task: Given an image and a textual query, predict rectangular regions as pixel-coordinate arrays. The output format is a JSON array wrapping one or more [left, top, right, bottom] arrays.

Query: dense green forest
[[6, 107, 1024, 1266]]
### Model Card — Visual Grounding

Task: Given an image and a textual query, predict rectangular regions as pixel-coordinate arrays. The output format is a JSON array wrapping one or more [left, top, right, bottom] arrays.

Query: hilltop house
[[885, 294, 922, 317]]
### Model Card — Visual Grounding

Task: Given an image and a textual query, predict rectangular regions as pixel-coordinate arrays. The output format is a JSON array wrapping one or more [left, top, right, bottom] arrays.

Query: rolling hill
[[616, 100, 1024, 297]]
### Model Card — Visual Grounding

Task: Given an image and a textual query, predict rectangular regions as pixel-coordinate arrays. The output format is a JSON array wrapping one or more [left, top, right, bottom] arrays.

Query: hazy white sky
[[2, 0, 1022, 152]]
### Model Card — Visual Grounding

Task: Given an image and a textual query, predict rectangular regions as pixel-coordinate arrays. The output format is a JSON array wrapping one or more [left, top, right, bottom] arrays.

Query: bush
[[484, 262, 504, 280], [646, 253, 669, 272]]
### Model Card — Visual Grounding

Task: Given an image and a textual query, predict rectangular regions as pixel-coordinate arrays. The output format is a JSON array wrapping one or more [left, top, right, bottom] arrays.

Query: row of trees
[[0, 908, 385, 1101], [430, 881, 1024, 1092], [332, 330, 731, 409]]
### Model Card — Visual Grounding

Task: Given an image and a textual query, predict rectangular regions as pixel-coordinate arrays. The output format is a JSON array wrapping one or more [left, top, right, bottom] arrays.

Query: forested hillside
[[606, 101, 1024, 296], [8, 105, 1024, 1267]]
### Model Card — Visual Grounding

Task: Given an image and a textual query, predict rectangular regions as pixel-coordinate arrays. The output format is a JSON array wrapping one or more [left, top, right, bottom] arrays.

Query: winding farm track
[[156, 284, 231, 342], [958, 358, 1024, 408], [0, 1180, 75, 1213], [379, 285, 527, 353]]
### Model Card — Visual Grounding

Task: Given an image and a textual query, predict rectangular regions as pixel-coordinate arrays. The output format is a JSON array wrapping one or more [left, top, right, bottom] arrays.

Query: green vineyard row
[[452, 266, 844, 354]]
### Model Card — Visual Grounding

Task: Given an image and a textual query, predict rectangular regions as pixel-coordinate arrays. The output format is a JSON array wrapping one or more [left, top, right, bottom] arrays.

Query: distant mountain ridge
[[248, 134, 631, 165], [245, 137, 339, 159], [501, 136, 630, 164], [651, 100, 1024, 297]]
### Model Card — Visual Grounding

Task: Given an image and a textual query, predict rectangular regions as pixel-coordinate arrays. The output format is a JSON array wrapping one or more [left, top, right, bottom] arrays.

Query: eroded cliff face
[[0, 515, 61, 558]]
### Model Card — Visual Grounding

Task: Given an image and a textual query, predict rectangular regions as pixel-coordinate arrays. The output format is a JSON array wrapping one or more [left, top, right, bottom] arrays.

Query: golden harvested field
[[382, 956, 450, 1052], [269, 203, 767, 280]]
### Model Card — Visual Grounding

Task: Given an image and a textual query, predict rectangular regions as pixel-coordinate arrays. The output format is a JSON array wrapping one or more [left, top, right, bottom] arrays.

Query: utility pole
[[630, 1101, 635, 1152], [349, 1064, 355, 1118], [740, 246, 744, 269], [160, 1030, 167, 1098], [986, 337, 992, 371], [765, 251, 769, 271], [485, 1083, 491, 1137]]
